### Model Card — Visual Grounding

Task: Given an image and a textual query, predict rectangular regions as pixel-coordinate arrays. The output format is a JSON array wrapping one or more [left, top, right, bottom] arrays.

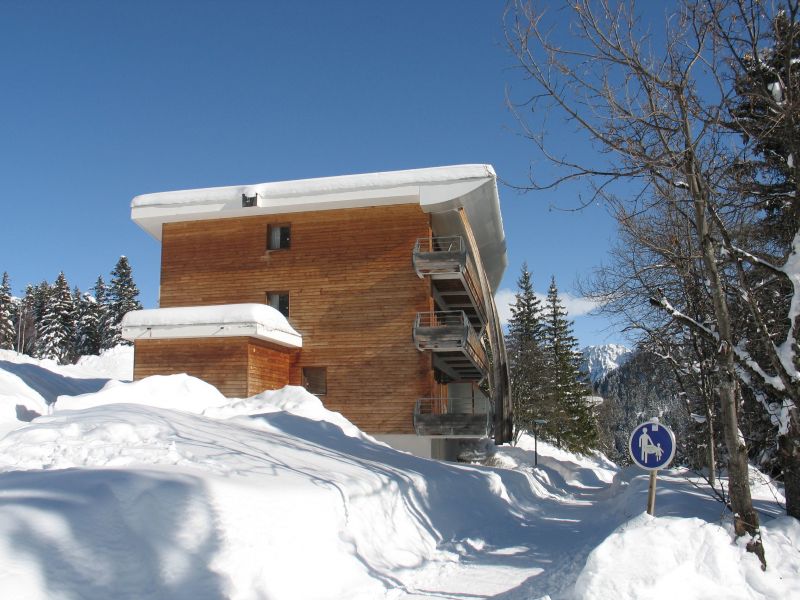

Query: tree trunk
[[688, 150, 765, 568], [780, 406, 800, 519], [705, 398, 716, 489]]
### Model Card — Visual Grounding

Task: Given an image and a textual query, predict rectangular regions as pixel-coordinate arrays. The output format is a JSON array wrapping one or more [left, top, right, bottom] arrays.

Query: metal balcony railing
[[413, 396, 492, 437], [413, 311, 488, 380], [412, 236, 486, 327], [414, 310, 470, 330], [414, 235, 465, 254], [412, 236, 468, 279]]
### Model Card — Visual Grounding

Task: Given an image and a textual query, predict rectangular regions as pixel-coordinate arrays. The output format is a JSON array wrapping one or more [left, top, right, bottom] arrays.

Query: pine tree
[[17, 285, 36, 355], [71, 285, 84, 359], [107, 256, 141, 347], [31, 280, 51, 323], [506, 263, 546, 439], [35, 272, 76, 363], [541, 277, 597, 453], [18, 281, 52, 356], [78, 276, 111, 355], [0, 272, 15, 350]]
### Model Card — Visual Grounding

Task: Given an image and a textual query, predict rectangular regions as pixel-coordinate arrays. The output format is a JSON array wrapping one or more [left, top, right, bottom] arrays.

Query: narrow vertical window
[[267, 224, 291, 250], [302, 367, 327, 396], [266, 292, 289, 317]]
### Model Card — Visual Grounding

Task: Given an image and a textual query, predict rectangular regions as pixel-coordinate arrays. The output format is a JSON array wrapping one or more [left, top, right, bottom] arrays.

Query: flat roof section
[[121, 303, 302, 348]]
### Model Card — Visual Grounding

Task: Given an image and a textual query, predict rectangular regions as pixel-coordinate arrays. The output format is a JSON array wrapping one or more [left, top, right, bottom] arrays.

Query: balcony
[[413, 311, 488, 381], [413, 397, 492, 437], [413, 236, 486, 328]]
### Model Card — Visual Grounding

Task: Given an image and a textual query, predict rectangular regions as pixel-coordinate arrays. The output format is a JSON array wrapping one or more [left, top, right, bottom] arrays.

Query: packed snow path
[[0, 350, 795, 599], [488, 441, 788, 599]]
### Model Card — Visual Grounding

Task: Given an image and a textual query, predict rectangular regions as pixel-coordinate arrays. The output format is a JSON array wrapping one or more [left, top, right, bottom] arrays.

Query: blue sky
[[0, 1, 625, 347]]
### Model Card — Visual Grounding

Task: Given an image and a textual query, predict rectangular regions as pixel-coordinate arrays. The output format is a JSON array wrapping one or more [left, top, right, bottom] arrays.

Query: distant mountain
[[580, 344, 632, 385]]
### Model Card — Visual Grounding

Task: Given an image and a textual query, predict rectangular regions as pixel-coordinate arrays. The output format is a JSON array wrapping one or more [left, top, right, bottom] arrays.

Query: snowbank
[[72, 345, 134, 380], [202, 385, 365, 438], [55, 374, 228, 414], [0, 355, 797, 599], [0, 370, 49, 438], [574, 514, 800, 599], [0, 345, 133, 382], [0, 346, 133, 435], [0, 398, 535, 598]]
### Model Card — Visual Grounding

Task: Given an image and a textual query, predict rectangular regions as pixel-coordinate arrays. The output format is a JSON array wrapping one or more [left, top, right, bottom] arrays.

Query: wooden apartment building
[[122, 165, 512, 459]]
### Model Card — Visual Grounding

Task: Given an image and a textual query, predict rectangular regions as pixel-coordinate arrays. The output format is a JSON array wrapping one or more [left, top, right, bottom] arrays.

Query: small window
[[302, 367, 327, 396], [267, 224, 291, 250], [266, 292, 289, 317], [242, 193, 258, 207]]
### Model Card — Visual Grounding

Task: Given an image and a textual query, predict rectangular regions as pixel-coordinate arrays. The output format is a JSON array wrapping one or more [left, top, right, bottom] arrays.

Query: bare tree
[[504, 0, 785, 566]]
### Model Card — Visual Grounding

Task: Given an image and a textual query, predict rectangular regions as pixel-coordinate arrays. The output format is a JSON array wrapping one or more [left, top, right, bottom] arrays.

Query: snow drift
[[0, 348, 796, 599]]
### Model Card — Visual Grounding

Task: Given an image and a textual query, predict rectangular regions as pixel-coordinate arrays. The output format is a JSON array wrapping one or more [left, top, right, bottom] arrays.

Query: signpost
[[628, 418, 675, 515], [532, 419, 548, 466]]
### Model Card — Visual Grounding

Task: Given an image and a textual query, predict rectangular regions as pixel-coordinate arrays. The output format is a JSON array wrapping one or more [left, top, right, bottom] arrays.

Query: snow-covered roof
[[121, 303, 302, 348], [130, 164, 508, 291]]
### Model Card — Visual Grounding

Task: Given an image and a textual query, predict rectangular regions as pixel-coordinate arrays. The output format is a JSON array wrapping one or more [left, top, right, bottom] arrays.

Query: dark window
[[267, 224, 291, 250], [302, 367, 327, 396], [242, 193, 258, 207], [266, 292, 289, 317]]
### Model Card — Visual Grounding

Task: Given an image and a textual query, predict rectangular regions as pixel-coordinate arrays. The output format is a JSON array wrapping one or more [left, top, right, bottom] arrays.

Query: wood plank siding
[[247, 338, 298, 396], [155, 204, 434, 434], [134, 337, 249, 398]]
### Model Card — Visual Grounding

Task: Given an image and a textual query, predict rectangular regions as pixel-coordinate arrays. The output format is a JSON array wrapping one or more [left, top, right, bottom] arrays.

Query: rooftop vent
[[242, 193, 258, 208]]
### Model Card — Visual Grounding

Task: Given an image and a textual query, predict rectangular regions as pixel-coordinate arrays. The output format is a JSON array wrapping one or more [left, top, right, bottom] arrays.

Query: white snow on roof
[[132, 164, 496, 208], [121, 303, 302, 348]]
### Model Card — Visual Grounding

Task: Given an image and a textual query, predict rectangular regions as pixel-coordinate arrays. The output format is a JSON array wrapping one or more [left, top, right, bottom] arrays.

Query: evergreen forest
[[0, 256, 142, 364]]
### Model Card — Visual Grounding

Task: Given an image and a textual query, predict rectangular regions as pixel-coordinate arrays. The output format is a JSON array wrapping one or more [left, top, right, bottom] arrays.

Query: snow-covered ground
[[0, 348, 797, 599]]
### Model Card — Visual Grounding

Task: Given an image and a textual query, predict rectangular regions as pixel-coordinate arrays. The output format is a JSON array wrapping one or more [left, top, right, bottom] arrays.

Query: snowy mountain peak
[[580, 344, 632, 385]]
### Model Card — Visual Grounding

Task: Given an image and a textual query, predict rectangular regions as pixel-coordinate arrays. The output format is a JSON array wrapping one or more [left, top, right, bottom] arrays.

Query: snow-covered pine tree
[[506, 263, 546, 439], [19, 281, 52, 356], [0, 272, 15, 350], [35, 272, 76, 363], [17, 285, 36, 355], [31, 280, 51, 323], [541, 277, 597, 453], [77, 276, 111, 355], [107, 256, 141, 347], [71, 285, 98, 359]]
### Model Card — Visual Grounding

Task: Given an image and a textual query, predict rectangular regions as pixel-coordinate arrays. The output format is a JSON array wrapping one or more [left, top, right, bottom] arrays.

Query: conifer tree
[[107, 256, 141, 347], [35, 272, 76, 363], [506, 263, 546, 438], [17, 285, 37, 355], [541, 277, 597, 453], [31, 281, 51, 323], [19, 281, 52, 356], [78, 276, 111, 355], [71, 285, 100, 358], [0, 272, 15, 350]]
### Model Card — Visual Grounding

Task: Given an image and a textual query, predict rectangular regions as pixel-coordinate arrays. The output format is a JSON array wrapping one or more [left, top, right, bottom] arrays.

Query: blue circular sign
[[628, 420, 676, 470]]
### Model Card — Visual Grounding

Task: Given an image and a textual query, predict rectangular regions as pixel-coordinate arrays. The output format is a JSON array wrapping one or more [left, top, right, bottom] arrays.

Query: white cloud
[[494, 289, 516, 325], [494, 288, 600, 325], [555, 292, 601, 318]]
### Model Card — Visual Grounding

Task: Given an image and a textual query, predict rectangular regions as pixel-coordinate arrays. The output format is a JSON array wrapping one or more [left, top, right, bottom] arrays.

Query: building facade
[[123, 165, 512, 459]]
